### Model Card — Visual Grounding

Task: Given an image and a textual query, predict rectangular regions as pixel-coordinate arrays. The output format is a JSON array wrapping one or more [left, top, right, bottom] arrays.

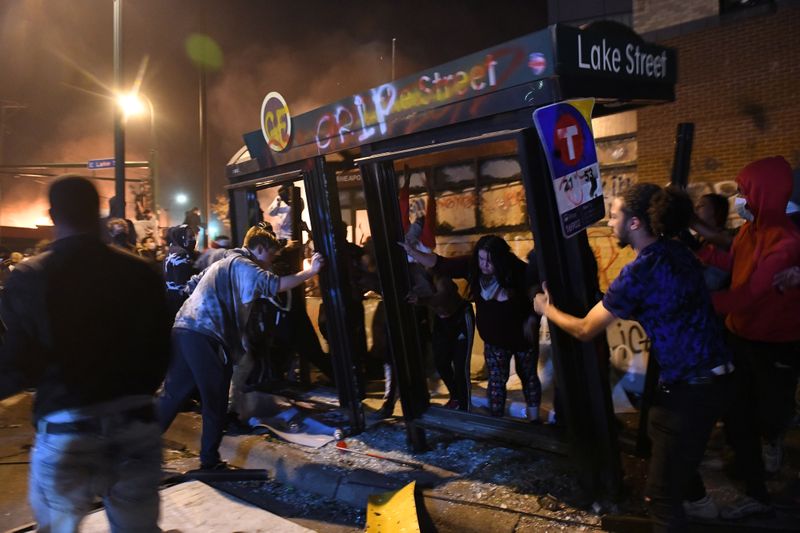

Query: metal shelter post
[[360, 159, 429, 452], [303, 157, 366, 434], [518, 128, 622, 500]]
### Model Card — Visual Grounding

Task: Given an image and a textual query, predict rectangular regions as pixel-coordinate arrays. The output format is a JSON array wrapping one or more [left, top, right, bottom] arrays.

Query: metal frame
[[352, 112, 622, 498], [227, 158, 366, 434], [225, 21, 679, 500]]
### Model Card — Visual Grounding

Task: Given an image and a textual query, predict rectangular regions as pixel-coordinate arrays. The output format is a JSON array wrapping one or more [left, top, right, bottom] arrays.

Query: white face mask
[[734, 196, 754, 222]]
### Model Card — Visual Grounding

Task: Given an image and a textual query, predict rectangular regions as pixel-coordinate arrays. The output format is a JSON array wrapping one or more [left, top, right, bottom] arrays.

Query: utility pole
[[199, 3, 211, 248], [199, 67, 209, 248], [113, 0, 126, 218]]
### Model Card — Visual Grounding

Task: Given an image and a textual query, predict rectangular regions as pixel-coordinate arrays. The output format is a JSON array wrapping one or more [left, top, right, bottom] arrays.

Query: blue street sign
[[88, 158, 116, 170], [533, 98, 605, 238]]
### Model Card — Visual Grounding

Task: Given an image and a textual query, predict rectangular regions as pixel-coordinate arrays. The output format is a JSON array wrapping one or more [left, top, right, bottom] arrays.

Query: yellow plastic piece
[[365, 480, 421, 533]]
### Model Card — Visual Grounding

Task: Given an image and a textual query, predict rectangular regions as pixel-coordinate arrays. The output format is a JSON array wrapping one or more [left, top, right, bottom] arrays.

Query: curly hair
[[621, 183, 693, 238], [649, 186, 694, 238]]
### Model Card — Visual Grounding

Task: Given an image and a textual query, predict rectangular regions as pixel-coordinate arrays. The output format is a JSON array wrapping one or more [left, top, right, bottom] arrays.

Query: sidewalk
[[165, 409, 603, 532], [164, 401, 800, 532]]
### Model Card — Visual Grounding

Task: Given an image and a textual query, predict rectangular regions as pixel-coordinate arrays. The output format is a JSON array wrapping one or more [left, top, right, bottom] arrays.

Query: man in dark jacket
[[0, 175, 172, 532]]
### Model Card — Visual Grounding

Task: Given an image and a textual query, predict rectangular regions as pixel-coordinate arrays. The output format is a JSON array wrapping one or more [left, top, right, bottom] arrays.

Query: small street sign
[[88, 158, 116, 170]]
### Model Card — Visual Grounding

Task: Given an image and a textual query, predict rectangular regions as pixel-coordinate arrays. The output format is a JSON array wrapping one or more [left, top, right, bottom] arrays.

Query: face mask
[[734, 196, 754, 222]]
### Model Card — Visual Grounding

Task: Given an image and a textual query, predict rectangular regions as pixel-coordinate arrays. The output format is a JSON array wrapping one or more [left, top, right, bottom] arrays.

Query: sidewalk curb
[[164, 412, 526, 532], [165, 412, 404, 507]]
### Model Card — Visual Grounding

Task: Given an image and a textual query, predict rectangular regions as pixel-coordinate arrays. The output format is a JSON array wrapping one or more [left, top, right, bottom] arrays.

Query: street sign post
[[88, 158, 116, 170], [533, 98, 604, 238]]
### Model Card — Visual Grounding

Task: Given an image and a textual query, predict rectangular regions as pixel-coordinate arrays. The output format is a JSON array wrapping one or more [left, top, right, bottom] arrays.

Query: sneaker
[[526, 405, 541, 424], [763, 440, 783, 474], [199, 460, 229, 471], [719, 496, 773, 520], [683, 495, 718, 520]]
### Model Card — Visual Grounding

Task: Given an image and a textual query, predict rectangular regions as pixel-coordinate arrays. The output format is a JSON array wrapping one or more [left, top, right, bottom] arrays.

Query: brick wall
[[633, 0, 718, 33], [636, 6, 800, 185]]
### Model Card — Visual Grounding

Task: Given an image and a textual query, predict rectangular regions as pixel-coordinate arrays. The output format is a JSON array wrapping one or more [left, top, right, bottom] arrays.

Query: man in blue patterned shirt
[[535, 184, 733, 531]]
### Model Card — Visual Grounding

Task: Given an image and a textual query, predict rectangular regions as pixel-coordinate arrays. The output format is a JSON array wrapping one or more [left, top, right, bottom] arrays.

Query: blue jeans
[[29, 397, 161, 533]]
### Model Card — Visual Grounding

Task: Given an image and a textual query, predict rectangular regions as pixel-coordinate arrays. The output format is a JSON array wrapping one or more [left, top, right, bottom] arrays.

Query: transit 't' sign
[[533, 98, 604, 238]]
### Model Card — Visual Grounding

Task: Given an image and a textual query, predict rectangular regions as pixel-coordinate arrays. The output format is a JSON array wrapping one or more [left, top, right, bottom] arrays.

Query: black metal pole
[[113, 0, 125, 218], [518, 128, 621, 500], [360, 159, 429, 452], [304, 157, 366, 435], [636, 122, 694, 455], [670, 122, 694, 189], [199, 68, 209, 248]]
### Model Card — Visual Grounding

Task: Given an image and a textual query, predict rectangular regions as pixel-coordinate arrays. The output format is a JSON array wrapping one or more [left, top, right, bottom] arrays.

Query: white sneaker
[[763, 440, 783, 473], [683, 495, 718, 520], [526, 405, 541, 424], [720, 496, 773, 520]]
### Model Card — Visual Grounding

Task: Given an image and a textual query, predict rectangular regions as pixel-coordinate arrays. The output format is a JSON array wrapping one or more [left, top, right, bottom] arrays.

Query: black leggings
[[432, 305, 475, 410]]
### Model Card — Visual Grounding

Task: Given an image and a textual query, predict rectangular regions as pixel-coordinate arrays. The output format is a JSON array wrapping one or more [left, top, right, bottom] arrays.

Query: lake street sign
[[88, 158, 116, 170]]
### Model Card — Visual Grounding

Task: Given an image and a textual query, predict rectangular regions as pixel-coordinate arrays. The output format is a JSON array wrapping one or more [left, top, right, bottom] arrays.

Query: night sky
[[0, 0, 547, 228]]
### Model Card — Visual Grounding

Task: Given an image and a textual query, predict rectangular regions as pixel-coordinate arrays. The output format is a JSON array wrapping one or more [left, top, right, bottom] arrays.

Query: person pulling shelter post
[[157, 224, 324, 470], [534, 184, 733, 530], [0, 175, 172, 532]]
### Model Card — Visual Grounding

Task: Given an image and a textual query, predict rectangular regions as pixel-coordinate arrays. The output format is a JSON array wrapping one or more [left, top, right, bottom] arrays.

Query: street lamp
[[175, 193, 188, 205], [117, 91, 158, 219]]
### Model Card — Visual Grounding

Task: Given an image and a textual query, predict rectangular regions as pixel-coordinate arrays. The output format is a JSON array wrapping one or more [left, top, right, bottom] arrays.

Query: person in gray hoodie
[[156, 224, 323, 469]]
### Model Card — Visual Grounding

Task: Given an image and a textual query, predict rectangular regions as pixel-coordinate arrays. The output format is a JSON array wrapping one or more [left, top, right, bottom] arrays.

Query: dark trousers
[[157, 329, 232, 467], [646, 377, 729, 532], [432, 305, 475, 410], [723, 333, 799, 502], [277, 307, 334, 379]]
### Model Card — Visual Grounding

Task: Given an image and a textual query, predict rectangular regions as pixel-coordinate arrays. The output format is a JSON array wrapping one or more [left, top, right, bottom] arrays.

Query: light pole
[[113, 0, 125, 218], [117, 92, 158, 219]]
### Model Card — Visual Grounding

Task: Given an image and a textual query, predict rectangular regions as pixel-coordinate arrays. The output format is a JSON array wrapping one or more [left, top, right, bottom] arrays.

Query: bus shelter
[[226, 21, 676, 499]]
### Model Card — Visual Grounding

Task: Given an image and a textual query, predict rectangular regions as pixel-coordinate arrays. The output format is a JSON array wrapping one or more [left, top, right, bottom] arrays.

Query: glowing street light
[[175, 193, 188, 205], [117, 92, 145, 119], [116, 90, 159, 220]]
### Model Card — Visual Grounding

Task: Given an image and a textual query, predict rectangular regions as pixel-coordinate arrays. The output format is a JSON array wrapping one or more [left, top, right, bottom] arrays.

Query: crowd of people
[[534, 156, 800, 529], [0, 177, 326, 530], [0, 154, 798, 531]]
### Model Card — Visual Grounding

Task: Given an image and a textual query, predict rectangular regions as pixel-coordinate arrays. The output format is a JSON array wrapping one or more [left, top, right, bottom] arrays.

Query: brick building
[[635, 1, 800, 185]]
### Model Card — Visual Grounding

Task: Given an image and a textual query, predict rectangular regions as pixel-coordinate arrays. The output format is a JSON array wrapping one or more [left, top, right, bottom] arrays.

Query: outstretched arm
[[397, 241, 437, 268], [534, 285, 616, 342], [278, 252, 324, 292], [690, 217, 733, 251]]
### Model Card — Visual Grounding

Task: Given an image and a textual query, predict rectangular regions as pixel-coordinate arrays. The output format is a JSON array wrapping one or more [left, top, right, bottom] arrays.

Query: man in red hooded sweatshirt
[[704, 156, 800, 520]]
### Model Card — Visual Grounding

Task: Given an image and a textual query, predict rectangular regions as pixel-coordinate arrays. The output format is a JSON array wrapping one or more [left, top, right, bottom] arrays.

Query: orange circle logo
[[260, 92, 291, 152]]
